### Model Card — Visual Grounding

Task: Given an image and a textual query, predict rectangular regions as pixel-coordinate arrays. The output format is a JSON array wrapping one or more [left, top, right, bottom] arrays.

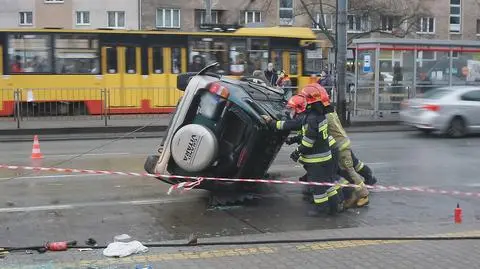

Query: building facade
[[0, 0, 139, 30]]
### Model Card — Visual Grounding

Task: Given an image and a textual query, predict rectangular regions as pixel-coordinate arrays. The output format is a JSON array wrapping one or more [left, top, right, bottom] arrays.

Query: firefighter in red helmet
[[300, 84, 369, 208], [263, 94, 344, 216]]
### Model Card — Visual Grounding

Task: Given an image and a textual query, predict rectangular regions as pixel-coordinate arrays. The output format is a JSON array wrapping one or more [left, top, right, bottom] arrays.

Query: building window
[[76, 11, 90, 25], [156, 8, 180, 28], [450, 0, 461, 32], [279, 0, 294, 25], [476, 19, 480, 35], [347, 14, 368, 32], [313, 13, 335, 30], [19, 12, 33, 26], [171, 47, 182, 74], [380, 16, 400, 32], [417, 17, 435, 34], [200, 10, 219, 25], [107, 11, 125, 28], [244, 11, 262, 24]]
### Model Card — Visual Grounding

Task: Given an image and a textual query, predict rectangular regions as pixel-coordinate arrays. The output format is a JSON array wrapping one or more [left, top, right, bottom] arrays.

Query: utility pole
[[336, 0, 348, 125], [205, 0, 212, 24]]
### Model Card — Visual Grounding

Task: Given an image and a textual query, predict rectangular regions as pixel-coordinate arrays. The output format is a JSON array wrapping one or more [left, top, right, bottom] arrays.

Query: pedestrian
[[264, 63, 278, 86], [263, 92, 344, 216], [276, 70, 292, 100], [300, 84, 369, 208], [318, 70, 333, 96]]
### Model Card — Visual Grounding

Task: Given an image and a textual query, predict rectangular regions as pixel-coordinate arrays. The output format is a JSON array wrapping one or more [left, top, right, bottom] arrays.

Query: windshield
[[422, 89, 452, 99]]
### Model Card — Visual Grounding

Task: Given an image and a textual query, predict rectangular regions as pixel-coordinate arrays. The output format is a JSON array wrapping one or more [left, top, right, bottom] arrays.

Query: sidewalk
[[1, 222, 478, 269]]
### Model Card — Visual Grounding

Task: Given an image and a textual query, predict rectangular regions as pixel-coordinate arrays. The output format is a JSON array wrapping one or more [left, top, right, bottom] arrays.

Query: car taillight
[[423, 104, 440, 112], [209, 82, 230, 99], [237, 148, 247, 167]]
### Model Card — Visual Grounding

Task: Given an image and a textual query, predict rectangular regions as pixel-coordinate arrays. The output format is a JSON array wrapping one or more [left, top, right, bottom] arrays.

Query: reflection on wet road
[[0, 132, 479, 246]]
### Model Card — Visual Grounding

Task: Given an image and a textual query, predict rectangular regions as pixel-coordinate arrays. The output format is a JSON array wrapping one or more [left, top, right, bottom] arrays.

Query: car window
[[423, 89, 452, 99], [460, 90, 480, 102]]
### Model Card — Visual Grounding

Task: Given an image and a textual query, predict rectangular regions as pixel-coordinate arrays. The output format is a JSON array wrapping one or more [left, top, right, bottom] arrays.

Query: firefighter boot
[[343, 182, 369, 209]]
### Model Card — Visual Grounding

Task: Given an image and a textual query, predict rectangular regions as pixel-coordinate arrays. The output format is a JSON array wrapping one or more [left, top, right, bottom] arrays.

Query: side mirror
[[176, 72, 197, 91]]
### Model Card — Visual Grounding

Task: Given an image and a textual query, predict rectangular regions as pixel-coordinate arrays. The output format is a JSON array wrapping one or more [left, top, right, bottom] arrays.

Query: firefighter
[[300, 84, 369, 208], [264, 94, 344, 216]]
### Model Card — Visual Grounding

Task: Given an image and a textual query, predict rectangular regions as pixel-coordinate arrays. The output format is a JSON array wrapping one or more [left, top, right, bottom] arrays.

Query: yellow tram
[[0, 27, 326, 116]]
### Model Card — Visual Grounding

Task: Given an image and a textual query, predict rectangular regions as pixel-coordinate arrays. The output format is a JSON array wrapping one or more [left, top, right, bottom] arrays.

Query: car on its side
[[144, 63, 291, 192], [400, 86, 480, 137]]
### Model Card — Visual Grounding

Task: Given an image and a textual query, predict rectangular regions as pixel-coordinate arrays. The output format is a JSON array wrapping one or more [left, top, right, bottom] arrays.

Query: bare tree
[[297, 0, 431, 46]]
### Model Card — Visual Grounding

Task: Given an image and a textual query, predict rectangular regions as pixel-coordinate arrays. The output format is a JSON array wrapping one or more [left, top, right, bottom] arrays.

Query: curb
[[0, 132, 166, 143], [0, 125, 168, 136]]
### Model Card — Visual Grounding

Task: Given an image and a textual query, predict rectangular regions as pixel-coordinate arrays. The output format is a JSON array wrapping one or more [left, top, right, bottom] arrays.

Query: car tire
[[447, 116, 466, 138]]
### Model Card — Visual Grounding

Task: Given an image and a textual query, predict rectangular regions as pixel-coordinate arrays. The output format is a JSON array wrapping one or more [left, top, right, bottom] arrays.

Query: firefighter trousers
[[304, 161, 343, 213], [351, 151, 377, 185]]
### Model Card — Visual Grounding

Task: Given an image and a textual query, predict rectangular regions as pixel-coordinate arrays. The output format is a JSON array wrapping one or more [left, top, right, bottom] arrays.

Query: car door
[[459, 89, 480, 131]]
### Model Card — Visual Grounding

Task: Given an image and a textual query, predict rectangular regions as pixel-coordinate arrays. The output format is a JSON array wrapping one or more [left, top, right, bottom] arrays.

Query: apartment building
[[140, 0, 480, 40], [0, 0, 139, 29], [1, 0, 479, 41]]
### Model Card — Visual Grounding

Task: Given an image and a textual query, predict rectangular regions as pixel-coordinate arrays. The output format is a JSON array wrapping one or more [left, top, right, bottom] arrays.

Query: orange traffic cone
[[31, 135, 44, 159]]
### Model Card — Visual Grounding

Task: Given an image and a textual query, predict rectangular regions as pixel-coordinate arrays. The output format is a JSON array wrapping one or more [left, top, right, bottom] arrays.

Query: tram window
[[106, 47, 118, 74], [152, 47, 163, 74], [230, 39, 246, 76], [246, 38, 268, 75], [125, 47, 136, 74], [290, 52, 298, 75], [272, 50, 283, 72], [8, 34, 52, 73], [171, 47, 182, 74], [189, 38, 228, 74], [54, 34, 99, 74]]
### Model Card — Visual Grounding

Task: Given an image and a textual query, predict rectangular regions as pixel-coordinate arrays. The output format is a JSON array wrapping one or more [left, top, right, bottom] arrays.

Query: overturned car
[[144, 63, 291, 192]]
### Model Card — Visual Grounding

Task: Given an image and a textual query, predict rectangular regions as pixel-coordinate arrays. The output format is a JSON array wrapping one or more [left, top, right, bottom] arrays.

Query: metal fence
[[0, 87, 179, 128]]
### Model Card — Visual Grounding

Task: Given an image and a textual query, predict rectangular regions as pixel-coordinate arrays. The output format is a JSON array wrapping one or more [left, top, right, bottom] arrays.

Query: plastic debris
[[103, 241, 148, 258]]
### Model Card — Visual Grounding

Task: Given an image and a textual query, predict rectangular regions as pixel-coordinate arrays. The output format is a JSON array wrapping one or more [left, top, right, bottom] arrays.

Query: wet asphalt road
[[0, 132, 479, 247]]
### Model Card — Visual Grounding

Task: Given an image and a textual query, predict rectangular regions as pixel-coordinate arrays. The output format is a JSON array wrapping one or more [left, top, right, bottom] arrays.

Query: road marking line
[[10, 230, 480, 269], [0, 196, 205, 213], [0, 174, 111, 181]]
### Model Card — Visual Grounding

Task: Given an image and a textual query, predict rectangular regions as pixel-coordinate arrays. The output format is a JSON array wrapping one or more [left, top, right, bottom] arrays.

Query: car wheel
[[447, 117, 466, 138]]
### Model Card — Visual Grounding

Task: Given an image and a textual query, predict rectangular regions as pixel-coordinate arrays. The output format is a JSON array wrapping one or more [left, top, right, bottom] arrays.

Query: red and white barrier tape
[[0, 164, 479, 198]]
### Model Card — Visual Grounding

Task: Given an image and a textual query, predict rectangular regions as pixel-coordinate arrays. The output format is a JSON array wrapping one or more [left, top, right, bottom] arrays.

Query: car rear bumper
[[400, 110, 446, 131]]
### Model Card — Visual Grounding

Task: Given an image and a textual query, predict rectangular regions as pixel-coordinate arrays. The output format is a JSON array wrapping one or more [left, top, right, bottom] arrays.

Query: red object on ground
[[45, 242, 68, 251], [454, 203, 462, 224]]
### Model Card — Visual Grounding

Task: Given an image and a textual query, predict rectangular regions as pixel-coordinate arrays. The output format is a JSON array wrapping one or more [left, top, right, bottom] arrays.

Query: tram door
[[102, 45, 142, 108]]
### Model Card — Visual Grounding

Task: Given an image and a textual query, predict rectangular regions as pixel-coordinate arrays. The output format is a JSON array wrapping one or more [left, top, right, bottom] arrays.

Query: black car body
[[144, 64, 291, 191]]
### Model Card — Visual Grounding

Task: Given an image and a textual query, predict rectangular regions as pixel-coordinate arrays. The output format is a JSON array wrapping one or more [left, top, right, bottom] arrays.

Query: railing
[[0, 87, 180, 128]]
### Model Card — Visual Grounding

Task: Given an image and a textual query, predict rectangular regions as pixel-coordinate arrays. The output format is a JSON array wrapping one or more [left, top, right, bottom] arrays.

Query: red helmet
[[286, 95, 307, 118], [299, 84, 331, 106]]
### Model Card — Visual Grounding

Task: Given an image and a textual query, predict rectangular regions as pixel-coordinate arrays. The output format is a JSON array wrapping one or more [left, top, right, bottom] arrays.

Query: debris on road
[[103, 241, 148, 258]]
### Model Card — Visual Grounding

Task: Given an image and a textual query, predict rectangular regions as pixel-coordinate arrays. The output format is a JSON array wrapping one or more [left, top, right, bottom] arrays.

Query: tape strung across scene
[[0, 164, 479, 198]]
